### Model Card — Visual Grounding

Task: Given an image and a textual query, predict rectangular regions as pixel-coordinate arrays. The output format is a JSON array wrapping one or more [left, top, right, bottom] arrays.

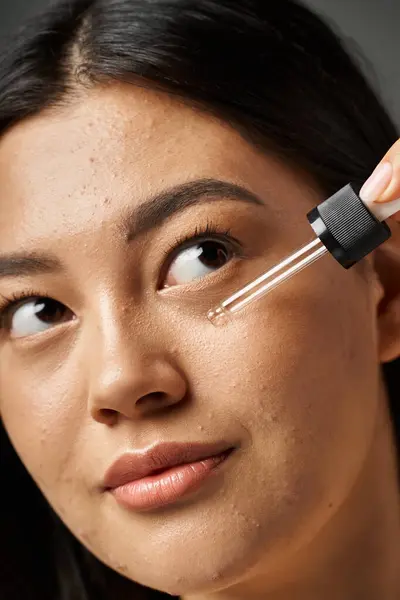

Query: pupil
[[34, 298, 65, 323], [199, 241, 229, 268]]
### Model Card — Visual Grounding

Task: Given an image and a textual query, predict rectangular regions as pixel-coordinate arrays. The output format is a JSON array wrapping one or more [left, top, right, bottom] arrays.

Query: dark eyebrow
[[0, 254, 63, 280], [123, 178, 264, 242], [0, 179, 263, 280]]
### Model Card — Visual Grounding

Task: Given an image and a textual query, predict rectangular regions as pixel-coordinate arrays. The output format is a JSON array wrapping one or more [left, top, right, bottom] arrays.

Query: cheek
[[185, 264, 380, 512], [0, 358, 83, 510], [191, 263, 378, 412], [0, 368, 98, 553]]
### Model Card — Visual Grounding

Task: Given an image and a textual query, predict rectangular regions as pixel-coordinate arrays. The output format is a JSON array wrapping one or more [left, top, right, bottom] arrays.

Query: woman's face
[[0, 84, 391, 595]]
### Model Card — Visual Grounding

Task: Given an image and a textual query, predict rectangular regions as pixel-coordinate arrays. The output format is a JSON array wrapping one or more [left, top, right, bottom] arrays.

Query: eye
[[2, 296, 74, 339], [163, 238, 235, 287]]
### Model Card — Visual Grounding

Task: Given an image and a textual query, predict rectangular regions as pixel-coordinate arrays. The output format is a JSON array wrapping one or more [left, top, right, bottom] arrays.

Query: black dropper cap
[[307, 183, 391, 269]]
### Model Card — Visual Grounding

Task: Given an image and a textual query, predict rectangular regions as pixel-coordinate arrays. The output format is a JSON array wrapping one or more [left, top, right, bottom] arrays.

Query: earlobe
[[373, 232, 400, 364]]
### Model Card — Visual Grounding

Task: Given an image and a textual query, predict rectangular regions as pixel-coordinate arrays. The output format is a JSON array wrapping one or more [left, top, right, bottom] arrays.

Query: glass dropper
[[208, 183, 400, 326]]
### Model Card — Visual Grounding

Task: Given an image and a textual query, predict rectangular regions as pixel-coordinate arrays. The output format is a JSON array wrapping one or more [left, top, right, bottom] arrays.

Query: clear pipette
[[208, 183, 400, 326]]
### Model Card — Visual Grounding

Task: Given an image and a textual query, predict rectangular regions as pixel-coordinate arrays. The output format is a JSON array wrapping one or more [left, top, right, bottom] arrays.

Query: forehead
[[0, 84, 276, 244], [0, 82, 257, 192], [0, 83, 316, 257]]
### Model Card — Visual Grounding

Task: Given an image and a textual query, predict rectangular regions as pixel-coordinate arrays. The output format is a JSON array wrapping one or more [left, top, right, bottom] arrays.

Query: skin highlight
[[0, 83, 399, 600]]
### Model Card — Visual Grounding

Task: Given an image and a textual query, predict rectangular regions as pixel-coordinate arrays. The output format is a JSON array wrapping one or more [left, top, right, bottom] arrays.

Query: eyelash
[[159, 220, 243, 282], [163, 220, 238, 259], [0, 289, 52, 329], [0, 222, 242, 324]]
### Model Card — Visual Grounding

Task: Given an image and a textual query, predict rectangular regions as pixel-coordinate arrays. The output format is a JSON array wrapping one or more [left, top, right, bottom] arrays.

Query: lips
[[102, 440, 235, 490]]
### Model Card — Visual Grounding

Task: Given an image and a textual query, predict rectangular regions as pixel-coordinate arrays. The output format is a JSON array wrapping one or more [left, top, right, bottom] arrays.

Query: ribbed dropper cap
[[307, 183, 399, 269]]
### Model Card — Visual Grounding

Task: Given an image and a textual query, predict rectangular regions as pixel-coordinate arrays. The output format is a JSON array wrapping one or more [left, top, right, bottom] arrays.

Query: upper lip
[[102, 441, 234, 490]]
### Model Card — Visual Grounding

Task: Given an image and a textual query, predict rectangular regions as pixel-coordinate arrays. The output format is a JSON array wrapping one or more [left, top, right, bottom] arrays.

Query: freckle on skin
[[117, 564, 129, 575]]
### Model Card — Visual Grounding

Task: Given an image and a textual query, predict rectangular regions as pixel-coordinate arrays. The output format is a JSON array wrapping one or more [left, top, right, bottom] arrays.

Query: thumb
[[360, 138, 400, 223]]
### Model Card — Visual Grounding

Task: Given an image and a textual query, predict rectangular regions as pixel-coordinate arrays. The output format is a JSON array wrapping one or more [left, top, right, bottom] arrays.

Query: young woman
[[0, 1, 399, 599]]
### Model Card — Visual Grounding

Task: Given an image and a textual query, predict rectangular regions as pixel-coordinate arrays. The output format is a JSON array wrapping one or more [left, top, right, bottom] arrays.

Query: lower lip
[[109, 449, 234, 511]]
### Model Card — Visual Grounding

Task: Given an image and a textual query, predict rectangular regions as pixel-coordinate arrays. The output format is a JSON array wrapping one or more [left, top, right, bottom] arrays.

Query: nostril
[[100, 408, 118, 419], [136, 391, 168, 407]]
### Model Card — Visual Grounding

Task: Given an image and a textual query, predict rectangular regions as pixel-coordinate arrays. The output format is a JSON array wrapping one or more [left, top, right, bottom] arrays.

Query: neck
[[183, 393, 400, 600]]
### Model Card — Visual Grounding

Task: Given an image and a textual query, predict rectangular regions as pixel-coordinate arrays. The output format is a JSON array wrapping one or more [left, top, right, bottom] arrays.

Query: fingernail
[[360, 161, 393, 203]]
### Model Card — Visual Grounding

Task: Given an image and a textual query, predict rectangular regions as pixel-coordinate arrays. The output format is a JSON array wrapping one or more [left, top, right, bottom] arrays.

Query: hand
[[360, 138, 400, 223]]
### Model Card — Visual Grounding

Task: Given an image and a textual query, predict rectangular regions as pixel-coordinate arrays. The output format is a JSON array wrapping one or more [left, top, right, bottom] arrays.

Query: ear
[[373, 217, 400, 364]]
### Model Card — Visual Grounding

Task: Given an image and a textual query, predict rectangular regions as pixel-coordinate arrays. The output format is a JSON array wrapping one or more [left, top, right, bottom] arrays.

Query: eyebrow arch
[[0, 179, 264, 280], [123, 178, 264, 242]]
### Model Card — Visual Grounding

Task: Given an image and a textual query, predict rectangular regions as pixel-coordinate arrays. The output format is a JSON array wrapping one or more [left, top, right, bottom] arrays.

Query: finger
[[372, 138, 400, 204]]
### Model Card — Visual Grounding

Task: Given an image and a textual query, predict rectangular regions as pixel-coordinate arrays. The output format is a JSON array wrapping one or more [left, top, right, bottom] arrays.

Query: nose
[[85, 311, 188, 424]]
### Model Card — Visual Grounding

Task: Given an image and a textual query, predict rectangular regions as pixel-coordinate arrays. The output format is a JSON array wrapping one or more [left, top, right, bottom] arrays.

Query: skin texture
[[0, 84, 399, 600]]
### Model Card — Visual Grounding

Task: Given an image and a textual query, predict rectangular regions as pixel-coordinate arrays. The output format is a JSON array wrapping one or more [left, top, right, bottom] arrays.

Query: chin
[[128, 531, 268, 598]]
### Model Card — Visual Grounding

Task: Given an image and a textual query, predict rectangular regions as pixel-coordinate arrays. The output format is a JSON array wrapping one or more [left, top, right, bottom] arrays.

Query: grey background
[[0, 0, 399, 126]]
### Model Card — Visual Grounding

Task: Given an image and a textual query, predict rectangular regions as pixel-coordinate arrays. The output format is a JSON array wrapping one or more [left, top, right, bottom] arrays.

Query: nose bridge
[[88, 290, 141, 355], [83, 293, 187, 421], [87, 294, 147, 388]]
